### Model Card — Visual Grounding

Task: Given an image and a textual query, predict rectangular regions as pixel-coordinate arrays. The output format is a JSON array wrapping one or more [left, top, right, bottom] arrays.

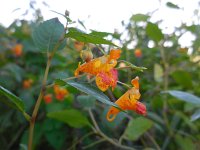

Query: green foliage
[[66, 80, 120, 109], [191, 109, 200, 121], [124, 117, 153, 141], [77, 95, 96, 108], [0, 85, 25, 112], [154, 63, 163, 82], [166, 2, 180, 9], [146, 22, 164, 42], [171, 70, 193, 88], [47, 109, 90, 128], [1, 3, 200, 150], [175, 135, 195, 150], [131, 14, 149, 22], [32, 18, 66, 52], [66, 27, 117, 46], [163, 90, 200, 105]]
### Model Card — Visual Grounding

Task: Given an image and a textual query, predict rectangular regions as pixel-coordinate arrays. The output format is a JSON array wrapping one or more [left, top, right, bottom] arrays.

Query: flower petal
[[131, 76, 139, 89], [96, 72, 110, 91], [106, 76, 147, 122], [135, 101, 146, 116], [109, 49, 121, 60]]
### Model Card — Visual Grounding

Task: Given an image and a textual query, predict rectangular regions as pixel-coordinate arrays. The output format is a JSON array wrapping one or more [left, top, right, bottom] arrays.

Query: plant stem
[[46, 73, 86, 89], [95, 44, 106, 55], [117, 81, 131, 89], [145, 132, 161, 150], [159, 44, 172, 149], [28, 53, 52, 150], [83, 138, 106, 149], [67, 131, 95, 150], [88, 109, 135, 150]]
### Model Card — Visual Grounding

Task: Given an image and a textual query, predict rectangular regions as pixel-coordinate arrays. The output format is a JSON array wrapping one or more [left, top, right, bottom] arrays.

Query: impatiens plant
[[0, 13, 147, 150], [1, 2, 200, 149]]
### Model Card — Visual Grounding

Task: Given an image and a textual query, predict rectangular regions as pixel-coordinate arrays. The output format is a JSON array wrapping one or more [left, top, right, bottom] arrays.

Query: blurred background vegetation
[[0, 0, 200, 150]]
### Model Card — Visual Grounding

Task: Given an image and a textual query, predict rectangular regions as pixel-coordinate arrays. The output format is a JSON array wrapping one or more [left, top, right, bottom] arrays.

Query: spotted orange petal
[[106, 76, 146, 122], [95, 69, 118, 92], [96, 72, 110, 91], [131, 76, 139, 89], [109, 49, 121, 60]]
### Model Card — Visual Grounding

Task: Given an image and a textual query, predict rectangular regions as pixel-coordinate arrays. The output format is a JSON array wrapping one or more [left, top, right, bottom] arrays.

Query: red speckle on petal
[[135, 101, 146, 116]]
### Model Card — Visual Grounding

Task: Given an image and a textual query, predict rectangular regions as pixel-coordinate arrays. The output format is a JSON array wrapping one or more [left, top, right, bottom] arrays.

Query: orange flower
[[106, 76, 146, 122], [54, 85, 69, 101], [74, 49, 121, 91], [134, 48, 142, 58], [12, 44, 23, 57], [23, 79, 33, 89], [96, 69, 118, 91], [75, 49, 121, 77], [43, 94, 52, 104], [74, 41, 84, 51]]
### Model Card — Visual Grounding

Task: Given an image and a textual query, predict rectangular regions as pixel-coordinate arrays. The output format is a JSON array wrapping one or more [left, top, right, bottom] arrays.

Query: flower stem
[[117, 81, 131, 89], [28, 53, 52, 150], [83, 138, 106, 149], [145, 132, 161, 150], [88, 109, 135, 150], [95, 44, 106, 55]]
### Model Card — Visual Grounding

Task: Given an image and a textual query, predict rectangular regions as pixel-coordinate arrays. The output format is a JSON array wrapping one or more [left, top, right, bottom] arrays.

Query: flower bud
[[12, 44, 23, 57], [134, 48, 142, 58], [80, 50, 93, 62], [43, 94, 52, 104], [23, 79, 33, 89], [65, 10, 70, 16], [74, 41, 84, 51]]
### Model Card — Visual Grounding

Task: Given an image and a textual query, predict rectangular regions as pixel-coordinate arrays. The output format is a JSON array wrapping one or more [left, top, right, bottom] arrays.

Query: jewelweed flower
[[106, 76, 146, 122], [43, 94, 52, 104], [75, 49, 121, 76], [134, 48, 142, 58], [12, 44, 23, 57], [23, 79, 33, 89], [75, 49, 121, 91], [54, 85, 68, 101]]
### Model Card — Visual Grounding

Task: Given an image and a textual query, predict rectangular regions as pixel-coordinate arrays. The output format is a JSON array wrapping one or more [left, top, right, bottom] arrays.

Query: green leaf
[[191, 109, 200, 121], [124, 117, 153, 141], [3, 63, 25, 82], [0, 85, 25, 112], [42, 119, 66, 150], [66, 80, 120, 109], [20, 123, 42, 149], [171, 70, 192, 88], [162, 90, 200, 105], [47, 109, 90, 128], [146, 22, 164, 42], [66, 27, 117, 46], [32, 18, 66, 52], [45, 130, 66, 150], [166, 2, 180, 9], [54, 79, 67, 86], [131, 14, 149, 22], [154, 63, 163, 82], [175, 135, 195, 150], [90, 30, 112, 38], [78, 19, 86, 30], [77, 95, 96, 108]]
